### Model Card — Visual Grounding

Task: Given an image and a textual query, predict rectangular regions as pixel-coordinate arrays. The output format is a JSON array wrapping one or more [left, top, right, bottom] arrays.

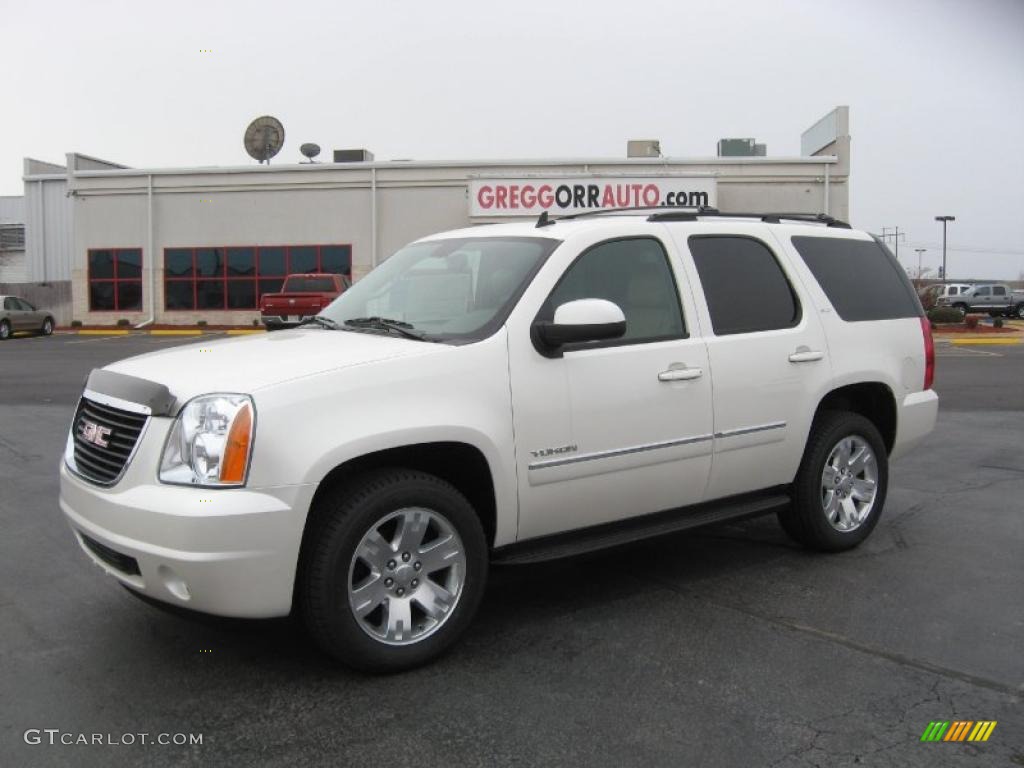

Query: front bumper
[[59, 454, 315, 618], [891, 389, 939, 460], [261, 314, 315, 327]]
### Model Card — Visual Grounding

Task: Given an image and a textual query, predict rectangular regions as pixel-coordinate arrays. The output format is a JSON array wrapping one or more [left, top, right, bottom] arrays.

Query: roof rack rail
[[647, 210, 851, 228], [557, 204, 720, 221]]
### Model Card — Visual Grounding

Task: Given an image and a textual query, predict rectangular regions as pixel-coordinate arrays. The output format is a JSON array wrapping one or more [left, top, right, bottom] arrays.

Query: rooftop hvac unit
[[333, 149, 375, 163], [717, 138, 767, 157], [627, 140, 661, 158]]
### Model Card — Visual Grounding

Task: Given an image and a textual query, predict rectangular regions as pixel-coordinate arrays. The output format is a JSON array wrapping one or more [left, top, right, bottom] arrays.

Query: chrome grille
[[71, 397, 148, 485]]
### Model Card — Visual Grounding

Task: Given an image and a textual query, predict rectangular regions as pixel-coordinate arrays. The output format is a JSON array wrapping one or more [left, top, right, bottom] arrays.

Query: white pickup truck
[[60, 210, 938, 670]]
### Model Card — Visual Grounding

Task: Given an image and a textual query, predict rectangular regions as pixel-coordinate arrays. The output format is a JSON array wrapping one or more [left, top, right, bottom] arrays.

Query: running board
[[491, 489, 790, 566]]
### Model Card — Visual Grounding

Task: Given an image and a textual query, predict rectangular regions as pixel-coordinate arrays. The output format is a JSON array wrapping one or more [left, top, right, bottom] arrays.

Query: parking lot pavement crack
[[630, 572, 1022, 698]]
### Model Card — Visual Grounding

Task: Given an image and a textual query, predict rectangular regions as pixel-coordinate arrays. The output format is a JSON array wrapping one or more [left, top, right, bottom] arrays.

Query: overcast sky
[[3, 0, 1023, 278]]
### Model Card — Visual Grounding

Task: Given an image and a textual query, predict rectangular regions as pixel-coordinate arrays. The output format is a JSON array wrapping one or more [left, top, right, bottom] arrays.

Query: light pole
[[935, 215, 955, 282], [914, 248, 926, 279]]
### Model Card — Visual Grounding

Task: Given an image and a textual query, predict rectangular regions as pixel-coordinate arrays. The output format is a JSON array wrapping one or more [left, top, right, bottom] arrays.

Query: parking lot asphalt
[[1, 333, 1021, 767]]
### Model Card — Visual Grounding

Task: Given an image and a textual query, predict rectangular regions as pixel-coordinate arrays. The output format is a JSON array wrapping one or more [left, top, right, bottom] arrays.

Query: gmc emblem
[[81, 420, 112, 448]]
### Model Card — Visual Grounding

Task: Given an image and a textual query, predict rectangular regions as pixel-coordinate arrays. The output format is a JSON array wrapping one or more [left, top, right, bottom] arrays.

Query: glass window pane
[[289, 246, 317, 274], [196, 280, 225, 309], [547, 238, 685, 343], [117, 249, 142, 279], [227, 280, 257, 309], [320, 245, 351, 275], [89, 281, 116, 310], [196, 248, 225, 277], [165, 280, 194, 310], [791, 237, 920, 322], [117, 281, 142, 311], [689, 236, 799, 335], [258, 279, 284, 299], [258, 247, 286, 276], [227, 247, 256, 277], [89, 250, 115, 279], [165, 248, 194, 278]]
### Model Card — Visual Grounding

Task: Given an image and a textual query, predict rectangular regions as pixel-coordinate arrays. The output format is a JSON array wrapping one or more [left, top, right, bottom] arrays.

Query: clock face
[[245, 116, 285, 161]]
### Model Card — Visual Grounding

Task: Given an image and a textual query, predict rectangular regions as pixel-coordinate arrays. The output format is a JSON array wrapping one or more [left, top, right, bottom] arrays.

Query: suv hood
[[103, 328, 446, 404]]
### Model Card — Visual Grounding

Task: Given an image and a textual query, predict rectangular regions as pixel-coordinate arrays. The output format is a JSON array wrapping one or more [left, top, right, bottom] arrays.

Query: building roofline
[[23, 154, 838, 180]]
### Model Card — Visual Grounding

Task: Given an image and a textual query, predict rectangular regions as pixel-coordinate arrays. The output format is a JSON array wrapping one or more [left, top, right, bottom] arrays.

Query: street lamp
[[914, 248, 926, 279], [935, 215, 955, 282]]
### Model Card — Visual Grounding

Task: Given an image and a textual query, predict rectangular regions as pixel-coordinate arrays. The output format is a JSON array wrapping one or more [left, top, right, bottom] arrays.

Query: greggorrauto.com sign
[[469, 176, 716, 217]]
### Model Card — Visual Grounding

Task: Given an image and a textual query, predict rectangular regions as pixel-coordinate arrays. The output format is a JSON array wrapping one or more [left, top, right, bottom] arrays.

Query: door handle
[[788, 348, 824, 363], [658, 366, 703, 382]]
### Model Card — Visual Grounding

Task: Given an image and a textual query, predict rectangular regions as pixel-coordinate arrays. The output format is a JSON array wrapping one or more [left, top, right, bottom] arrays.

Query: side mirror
[[532, 298, 626, 356]]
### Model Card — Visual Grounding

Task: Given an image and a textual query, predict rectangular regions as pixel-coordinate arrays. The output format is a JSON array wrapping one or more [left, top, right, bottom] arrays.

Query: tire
[[40, 317, 54, 336], [778, 411, 888, 552], [1015, 303, 1024, 320], [954, 303, 969, 316], [298, 468, 488, 671], [0, 320, 10, 340]]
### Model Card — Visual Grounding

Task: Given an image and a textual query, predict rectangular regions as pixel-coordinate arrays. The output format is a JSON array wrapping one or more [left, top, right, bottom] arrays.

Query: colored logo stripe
[[920, 721, 996, 742]]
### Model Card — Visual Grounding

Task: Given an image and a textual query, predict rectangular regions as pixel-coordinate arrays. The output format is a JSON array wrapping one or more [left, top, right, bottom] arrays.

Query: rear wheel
[[1015, 303, 1024, 319], [299, 468, 487, 671], [0, 320, 10, 340], [954, 303, 969, 316], [779, 411, 888, 552]]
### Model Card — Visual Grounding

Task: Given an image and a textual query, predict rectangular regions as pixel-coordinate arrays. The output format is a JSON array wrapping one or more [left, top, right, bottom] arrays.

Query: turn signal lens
[[220, 403, 253, 484]]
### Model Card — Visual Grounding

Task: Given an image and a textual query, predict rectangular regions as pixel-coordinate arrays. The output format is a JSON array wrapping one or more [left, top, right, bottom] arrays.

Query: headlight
[[159, 394, 255, 487]]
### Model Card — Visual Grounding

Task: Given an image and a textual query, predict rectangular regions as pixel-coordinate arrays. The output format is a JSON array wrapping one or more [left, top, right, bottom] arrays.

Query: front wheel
[[954, 303, 969, 316], [0, 320, 10, 340], [40, 317, 54, 336], [299, 469, 487, 671], [1015, 303, 1024, 319], [778, 411, 888, 552]]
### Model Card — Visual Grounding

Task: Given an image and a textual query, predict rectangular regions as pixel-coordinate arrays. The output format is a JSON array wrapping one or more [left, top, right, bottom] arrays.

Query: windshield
[[283, 276, 337, 292], [320, 236, 558, 343]]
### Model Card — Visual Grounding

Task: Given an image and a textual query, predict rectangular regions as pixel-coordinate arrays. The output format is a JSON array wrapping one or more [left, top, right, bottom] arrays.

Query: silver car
[[0, 295, 55, 339]]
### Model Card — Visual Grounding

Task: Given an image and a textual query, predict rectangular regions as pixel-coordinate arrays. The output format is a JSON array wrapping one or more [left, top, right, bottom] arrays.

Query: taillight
[[920, 316, 935, 390]]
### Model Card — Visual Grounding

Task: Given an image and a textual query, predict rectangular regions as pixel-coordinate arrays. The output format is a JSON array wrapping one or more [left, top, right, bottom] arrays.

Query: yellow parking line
[[76, 330, 130, 335], [948, 338, 1021, 346], [226, 329, 265, 335], [149, 330, 203, 336]]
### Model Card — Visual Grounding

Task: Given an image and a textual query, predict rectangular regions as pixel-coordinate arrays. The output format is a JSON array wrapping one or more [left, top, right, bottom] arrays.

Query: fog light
[[158, 565, 191, 601]]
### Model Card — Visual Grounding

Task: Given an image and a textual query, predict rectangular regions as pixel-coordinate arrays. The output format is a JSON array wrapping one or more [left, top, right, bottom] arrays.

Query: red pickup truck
[[259, 273, 350, 329]]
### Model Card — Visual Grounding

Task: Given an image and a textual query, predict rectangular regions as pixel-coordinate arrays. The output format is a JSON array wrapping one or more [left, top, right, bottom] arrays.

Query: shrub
[[964, 315, 979, 330], [927, 307, 963, 324], [70, 320, 82, 328], [197, 320, 208, 327], [116, 318, 130, 327], [993, 317, 1004, 328]]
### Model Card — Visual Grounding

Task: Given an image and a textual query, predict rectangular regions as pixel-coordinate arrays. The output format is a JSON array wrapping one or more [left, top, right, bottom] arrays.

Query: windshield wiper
[[301, 315, 341, 330], [343, 317, 430, 341]]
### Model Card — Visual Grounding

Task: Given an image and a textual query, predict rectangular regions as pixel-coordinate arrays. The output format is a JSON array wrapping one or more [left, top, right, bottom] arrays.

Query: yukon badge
[[81, 420, 112, 448], [530, 444, 578, 459]]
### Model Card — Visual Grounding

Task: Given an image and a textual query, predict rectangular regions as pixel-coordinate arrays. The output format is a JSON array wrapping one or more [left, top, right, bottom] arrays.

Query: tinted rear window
[[792, 236, 922, 321], [283, 277, 336, 292], [688, 236, 800, 335]]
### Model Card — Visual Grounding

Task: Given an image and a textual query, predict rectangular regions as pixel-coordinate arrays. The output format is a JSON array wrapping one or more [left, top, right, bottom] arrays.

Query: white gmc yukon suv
[[60, 209, 938, 670]]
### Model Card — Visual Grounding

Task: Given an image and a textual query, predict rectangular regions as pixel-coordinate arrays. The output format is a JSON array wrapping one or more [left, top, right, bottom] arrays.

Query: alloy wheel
[[348, 507, 466, 646], [820, 435, 878, 532]]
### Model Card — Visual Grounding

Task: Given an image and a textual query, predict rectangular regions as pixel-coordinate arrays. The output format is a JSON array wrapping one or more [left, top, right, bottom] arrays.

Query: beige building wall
[[59, 148, 849, 325]]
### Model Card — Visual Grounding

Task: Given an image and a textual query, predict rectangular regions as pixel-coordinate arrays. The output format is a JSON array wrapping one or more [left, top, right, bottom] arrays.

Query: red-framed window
[[164, 244, 352, 311], [88, 249, 143, 311]]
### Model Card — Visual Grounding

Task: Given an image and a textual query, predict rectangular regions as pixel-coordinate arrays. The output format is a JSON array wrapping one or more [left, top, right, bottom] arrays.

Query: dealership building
[[3, 107, 850, 326]]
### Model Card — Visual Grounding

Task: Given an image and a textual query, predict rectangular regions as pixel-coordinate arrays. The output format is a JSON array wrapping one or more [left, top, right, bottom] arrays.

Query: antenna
[[300, 143, 321, 163], [244, 116, 285, 164]]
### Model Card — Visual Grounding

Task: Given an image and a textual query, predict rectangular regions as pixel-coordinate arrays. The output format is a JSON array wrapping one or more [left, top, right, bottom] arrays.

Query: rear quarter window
[[791, 236, 922, 321]]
